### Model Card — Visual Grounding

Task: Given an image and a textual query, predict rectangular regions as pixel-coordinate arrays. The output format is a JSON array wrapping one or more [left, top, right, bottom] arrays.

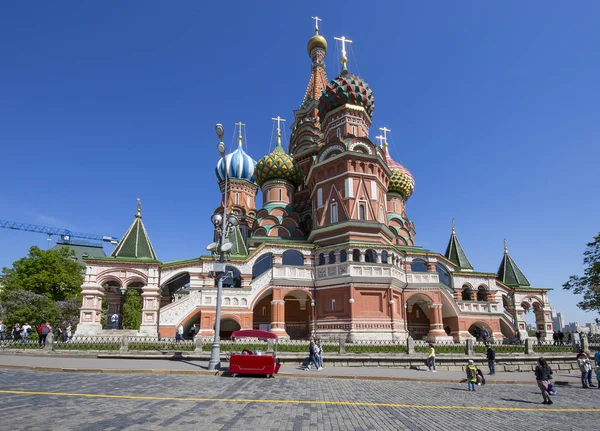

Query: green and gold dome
[[385, 145, 415, 200], [255, 142, 303, 188]]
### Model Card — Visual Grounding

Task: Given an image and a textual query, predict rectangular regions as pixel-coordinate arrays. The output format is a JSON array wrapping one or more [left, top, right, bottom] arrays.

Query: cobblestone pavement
[[0, 369, 598, 431]]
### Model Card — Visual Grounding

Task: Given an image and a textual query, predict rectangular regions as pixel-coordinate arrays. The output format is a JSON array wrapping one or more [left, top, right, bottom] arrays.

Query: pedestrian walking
[[567, 332, 572, 344], [66, 323, 72, 341], [535, 330, 542, 346], [304, 341, 321, 371], [466, 360, 477, 391], [552, 331, 558, 346], [12, 323, 21, 341], [577, 350, 595, 388], [316, 339, 324, 369], [535, 357, 554, 405], [21, 322, 31, 343], [0, 321, 5, 340], [111, 313, 119, 330], [427, 343, 436, 372], [486, 345, 496, 375], [176, 324, 184, 342], [37, 322, 50, 347], [59, 323, 68, 342]]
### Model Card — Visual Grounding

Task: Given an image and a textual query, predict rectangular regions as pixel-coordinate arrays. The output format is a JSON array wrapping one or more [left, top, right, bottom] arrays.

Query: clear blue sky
[[1, 2, 598, 326]]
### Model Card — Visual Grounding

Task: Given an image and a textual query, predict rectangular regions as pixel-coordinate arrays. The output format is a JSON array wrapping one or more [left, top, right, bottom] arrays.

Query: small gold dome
[[307, 34, 327, 55]]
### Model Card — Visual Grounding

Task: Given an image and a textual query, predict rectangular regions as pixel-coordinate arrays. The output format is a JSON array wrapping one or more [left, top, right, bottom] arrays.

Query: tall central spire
[[304, 18, 328, 104]]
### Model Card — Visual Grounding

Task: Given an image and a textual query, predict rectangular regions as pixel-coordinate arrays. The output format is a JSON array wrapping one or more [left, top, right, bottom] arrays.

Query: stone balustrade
[[456, 300, 500, 314]]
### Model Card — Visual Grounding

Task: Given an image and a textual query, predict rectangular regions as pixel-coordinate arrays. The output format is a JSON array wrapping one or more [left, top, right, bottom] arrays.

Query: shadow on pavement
[[500, 398, 538, 404]]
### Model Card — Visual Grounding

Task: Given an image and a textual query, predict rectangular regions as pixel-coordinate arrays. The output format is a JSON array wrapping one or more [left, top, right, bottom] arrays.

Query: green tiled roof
[[229, 225, 248, 257], [444, 229, 473, 271], [110, 213, 157, 261], [497, 247, 530, 287]]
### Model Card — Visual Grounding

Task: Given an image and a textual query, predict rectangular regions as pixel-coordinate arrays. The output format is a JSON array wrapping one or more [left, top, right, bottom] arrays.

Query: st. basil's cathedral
[[76, 21, 554, 343]]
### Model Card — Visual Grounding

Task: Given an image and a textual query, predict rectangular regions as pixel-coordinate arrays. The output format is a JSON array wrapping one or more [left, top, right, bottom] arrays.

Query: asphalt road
[[0, 369, 599, 431]]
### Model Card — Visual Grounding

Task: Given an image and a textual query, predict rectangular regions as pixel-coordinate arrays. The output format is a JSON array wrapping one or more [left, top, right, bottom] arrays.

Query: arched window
[[352, 249, 360, 262], [411, 259, 428, 272], [252, 253, 273, 279], [502, 295, 510, 309], [221, 266, 242, 288], [462, 285, 472, 301], [381, 250, 389, 264], [436, 264, 452, 289], [477, 286, 488, 302], [282, 250, 303, 266], [318, 253, 325, 266], [359, 203, 366, 220], [365, 249, 376, 263], [340, 250, 347, 263], [328, 251, 336, 264]]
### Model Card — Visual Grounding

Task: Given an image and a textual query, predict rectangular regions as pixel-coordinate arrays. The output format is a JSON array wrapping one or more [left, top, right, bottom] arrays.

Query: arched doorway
[[468, 322, 492, 341], [284, 290, 312, 339], [406, 294, 432, 340], [218, 318, 241, 339]]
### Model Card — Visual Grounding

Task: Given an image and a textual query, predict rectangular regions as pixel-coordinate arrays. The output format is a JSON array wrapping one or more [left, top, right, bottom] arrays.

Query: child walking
[[466, 360, 478, 391]]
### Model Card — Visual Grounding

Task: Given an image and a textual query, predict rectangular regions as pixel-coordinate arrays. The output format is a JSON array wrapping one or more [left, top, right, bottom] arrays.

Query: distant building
[[551, 308, 564, 332], [586, 322, 600, 335]]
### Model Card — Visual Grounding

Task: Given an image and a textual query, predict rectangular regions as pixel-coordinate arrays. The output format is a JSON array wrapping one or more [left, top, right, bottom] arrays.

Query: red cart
[[228, 329, 281, 378]]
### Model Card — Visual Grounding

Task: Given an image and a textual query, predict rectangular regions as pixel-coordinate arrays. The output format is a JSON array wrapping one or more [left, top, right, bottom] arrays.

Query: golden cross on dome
[[504, 238, 508, 254], [235, 121, 245, 145], [136, 198, 142, 218], [272, 116, 286, 145], [334, 36, 353, 68], [452, 218, 455, 234], [375, 135, 384, 148], [311, 16, 322, 34]]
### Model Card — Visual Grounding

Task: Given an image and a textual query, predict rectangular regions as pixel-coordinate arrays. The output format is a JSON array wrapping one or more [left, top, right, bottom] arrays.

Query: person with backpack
[[466, 360, 478, 391], [486, 345, 496, 375], [535, 357, 554, 405], [38, 322, 50, 347]]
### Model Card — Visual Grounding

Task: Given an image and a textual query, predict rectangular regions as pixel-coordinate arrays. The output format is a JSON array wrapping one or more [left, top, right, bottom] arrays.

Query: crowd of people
[[0, 320, 73, 346]]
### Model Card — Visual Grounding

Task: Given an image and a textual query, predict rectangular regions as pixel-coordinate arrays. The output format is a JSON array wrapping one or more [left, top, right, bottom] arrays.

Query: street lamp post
[[207, 124, 239, 371]]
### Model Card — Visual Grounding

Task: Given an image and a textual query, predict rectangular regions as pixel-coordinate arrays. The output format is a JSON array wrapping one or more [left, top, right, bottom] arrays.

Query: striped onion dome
[[215, 140, 257, 184], [384, 145, 415, 200]]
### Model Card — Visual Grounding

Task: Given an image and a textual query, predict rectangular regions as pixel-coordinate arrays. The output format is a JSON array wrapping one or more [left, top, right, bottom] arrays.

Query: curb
[[0, 364, 556, 385]]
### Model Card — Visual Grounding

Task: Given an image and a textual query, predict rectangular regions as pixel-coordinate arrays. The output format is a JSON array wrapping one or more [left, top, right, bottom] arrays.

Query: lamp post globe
[[217, 141, 226, 157], [215, 124, 224, 140]]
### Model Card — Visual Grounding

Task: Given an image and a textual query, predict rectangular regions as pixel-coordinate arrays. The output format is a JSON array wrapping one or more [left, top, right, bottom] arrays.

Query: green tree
[[100, 296, 108, 327], [563, 232, 600, 315], [1, 290, 60, 328], [122, 289, 142, 330], [1, 246, 84, 301]]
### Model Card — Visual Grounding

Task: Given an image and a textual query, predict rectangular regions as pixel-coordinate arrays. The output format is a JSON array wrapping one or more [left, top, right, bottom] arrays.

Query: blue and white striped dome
[[215, 143, 257, 184]]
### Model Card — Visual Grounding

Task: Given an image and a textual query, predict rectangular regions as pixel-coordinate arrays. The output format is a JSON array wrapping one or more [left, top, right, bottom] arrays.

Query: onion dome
[[318, 69, 375, 123], [255, 127, 302, 188], [215, 135, 256, 184], [384, 144, 415, 200], [308, 33, 327, 55]]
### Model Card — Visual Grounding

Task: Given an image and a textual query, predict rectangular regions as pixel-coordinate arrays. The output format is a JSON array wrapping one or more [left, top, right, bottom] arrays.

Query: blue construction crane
[[0, 220, 119, 246]]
